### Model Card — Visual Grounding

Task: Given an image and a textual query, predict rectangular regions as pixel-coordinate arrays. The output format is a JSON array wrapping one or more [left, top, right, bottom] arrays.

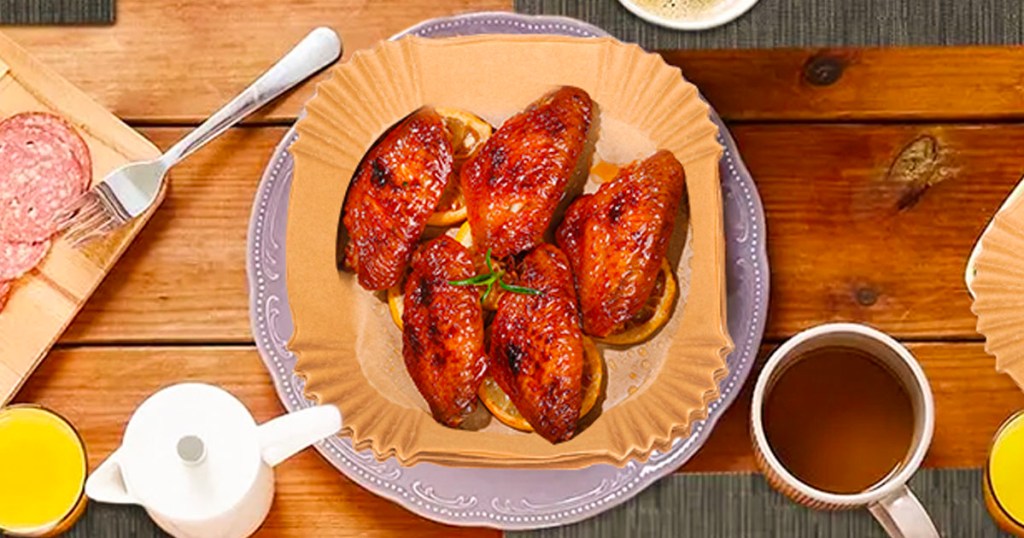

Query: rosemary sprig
[[450, 248, 543, 304]]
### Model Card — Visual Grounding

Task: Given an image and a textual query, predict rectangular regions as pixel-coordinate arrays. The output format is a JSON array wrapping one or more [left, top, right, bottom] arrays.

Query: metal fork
[[57, 27, 343, 247]]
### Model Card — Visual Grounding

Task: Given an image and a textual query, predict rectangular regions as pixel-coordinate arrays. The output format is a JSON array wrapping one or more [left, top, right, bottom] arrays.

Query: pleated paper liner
[[971, 177, 1024, 391], [287, 35, 733, 468]]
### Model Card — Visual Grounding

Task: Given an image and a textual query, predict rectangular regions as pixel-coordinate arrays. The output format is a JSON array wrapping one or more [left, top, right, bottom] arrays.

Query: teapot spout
[[258, 405, 341, 467], [85, 450, 138, 505]]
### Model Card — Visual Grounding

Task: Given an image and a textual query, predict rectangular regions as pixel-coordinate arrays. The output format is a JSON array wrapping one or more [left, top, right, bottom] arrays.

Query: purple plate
[[246, 12, 768, 530]]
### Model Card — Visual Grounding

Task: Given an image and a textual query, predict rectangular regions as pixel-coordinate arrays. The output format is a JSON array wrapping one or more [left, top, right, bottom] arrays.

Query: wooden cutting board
[[0, 31, 161, 404]]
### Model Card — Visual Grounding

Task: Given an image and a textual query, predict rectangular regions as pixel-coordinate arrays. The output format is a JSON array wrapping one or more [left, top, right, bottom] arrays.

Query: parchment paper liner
[[287, 35, 733, 468], [971, 178, 1024, 391]]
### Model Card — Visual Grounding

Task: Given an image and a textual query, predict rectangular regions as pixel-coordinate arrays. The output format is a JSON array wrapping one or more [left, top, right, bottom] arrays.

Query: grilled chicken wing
[[402, 236, 488, 427], [342, 108, 453, 290], [489, 244, 584, 443], [555, 150, 686, 337], [461, 86, 594, 259]]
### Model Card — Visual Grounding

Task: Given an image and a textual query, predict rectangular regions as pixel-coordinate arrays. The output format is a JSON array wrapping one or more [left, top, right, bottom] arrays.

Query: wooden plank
[[734, 123, 1023, 339], [661, 47, 1024, 122], [681, 343, 1024, 473], [3, 24, 1023, 124], [0, 32, 163, 404], [0, 0, 510, 125], [61, 127, 273, 343], [14, 344, 1019, 483], [13, 346, 497, 538], [62, 123, 1023, 343]]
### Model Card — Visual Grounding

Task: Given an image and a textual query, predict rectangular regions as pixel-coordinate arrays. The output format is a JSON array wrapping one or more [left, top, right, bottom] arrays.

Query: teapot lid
[[116, 383, 263, 520]]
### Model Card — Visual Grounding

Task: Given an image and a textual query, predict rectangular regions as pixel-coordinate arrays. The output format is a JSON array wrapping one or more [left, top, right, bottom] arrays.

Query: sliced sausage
[[0, 240, 50, 280], [0, 113, 90, 242]]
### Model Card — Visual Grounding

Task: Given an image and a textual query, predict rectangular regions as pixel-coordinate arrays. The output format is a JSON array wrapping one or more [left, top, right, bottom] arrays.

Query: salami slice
[[0, 113, 91, 189], [0, 281, 10, 312], [0, 113, 90, 242], [0, 240, 50, 280]]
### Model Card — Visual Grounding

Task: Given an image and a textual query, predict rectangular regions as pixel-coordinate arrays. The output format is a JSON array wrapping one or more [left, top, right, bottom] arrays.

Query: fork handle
[[161, 27, 342, 167]]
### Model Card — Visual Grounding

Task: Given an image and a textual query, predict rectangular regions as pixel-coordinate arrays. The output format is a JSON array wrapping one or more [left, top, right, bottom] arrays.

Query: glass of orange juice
[[0, 405, 88, 537], [985, 410, 1024, 536]]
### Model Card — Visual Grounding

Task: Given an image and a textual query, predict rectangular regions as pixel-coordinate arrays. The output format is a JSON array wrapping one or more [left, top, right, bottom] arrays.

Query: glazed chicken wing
[[402, 236, 488, 427], [489, 244, 584, 443], [342, 108, 453, 290], [556, 150, 686, 337], [461, 86, 594, 259]]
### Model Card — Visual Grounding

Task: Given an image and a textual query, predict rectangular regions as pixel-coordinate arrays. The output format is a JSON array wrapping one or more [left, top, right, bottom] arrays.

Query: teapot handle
[[258, 405, 341, 467], [85, 450, 138, 505]]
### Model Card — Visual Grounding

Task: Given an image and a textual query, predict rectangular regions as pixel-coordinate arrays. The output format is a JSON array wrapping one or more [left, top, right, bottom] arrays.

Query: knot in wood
[[804, 55, 845, 86], [855, 287, 878, 307]]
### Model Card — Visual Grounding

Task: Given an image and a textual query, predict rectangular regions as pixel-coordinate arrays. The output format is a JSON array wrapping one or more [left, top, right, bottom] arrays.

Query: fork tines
[[55, 188, 124, 248]]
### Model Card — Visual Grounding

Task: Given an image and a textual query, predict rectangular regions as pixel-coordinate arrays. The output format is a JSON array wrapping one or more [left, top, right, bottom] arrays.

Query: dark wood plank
[[681, 343, 1024, 473], [734, 123, 1022, 339], [661, 47, 1024, 122]]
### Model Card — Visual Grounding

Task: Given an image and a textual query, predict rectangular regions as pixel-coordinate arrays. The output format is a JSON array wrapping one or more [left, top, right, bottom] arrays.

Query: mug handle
[[868, 485, 940, 538]]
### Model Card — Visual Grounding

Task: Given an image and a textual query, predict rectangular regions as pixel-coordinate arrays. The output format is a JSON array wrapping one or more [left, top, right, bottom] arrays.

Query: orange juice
[[0, 406, 87, 536], [985, 410, 1024, 536]]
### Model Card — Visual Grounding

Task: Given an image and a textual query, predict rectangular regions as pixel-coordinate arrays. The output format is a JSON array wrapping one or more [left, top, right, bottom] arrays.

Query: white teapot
[[85, 383, 341, 538]]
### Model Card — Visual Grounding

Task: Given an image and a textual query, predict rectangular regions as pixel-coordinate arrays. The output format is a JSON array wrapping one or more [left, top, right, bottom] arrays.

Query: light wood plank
[[62, 127, 274, 343], [4, 23, 1024, 124], [662, 47, 1024, 121], [1, 0, 509, 124], [13, 347, 497, 538], [62, 124, 1023, 343], [0, 32, 163, 404], [15, 344, 1019, 484]]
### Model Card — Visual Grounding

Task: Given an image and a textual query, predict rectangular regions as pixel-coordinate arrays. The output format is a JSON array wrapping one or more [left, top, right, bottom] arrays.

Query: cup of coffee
[[750, 323, 939, 537]]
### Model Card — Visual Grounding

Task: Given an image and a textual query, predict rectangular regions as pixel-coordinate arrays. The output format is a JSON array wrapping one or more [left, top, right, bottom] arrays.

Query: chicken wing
[[555, 150, 686, 337], [460, 86, 594, 259], [342, 108, 453, 290], [402, 236, 488, 427], [489, 244, 584, 443]]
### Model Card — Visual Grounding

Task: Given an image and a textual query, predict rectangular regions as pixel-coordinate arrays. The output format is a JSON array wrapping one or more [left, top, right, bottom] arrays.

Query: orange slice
[[437, 107, 492, 160], [387, 280, 405, 331], [479, 336, 604, 432], [597, 258, 678, 346], [427, 109, 492, 227], [453, 221, 472, 248]]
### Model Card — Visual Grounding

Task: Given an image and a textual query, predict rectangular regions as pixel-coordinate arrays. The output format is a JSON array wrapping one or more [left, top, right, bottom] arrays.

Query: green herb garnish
[[450, 248, 543, 304]]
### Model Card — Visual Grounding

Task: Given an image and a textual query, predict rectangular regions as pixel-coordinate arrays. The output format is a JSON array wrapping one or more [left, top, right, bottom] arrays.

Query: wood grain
[[15, 344, 1019, 482], [0, 32, 163, 404], [61, 127, 272, 343], [61, 124, 1023, 343], [661, 47, 1024, 122], [0, 0, 509, 125], [6, 21, 1024, 123], [734, 123, 1024, 340], [682, 343, 1024, 473], [13, 347, 497, 538]]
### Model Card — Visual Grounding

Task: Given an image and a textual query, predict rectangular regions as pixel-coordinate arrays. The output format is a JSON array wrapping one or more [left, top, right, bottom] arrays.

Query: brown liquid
[[762, 347, 915, 494]]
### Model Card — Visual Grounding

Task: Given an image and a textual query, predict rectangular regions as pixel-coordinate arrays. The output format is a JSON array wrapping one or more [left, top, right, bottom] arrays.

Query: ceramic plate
[[247, 12, 769, 530]]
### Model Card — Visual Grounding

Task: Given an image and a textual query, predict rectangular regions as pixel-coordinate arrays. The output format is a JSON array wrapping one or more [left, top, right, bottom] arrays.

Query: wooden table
[[6, 2, 1024, 536]]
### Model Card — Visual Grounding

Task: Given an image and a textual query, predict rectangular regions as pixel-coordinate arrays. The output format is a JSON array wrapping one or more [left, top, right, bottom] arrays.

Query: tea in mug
[[762, 347, 916, 494], [0, 406, 87, 536]]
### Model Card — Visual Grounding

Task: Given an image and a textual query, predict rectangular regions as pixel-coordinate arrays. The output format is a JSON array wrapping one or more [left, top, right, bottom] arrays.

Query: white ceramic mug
[[750, 323, 939, 538]]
